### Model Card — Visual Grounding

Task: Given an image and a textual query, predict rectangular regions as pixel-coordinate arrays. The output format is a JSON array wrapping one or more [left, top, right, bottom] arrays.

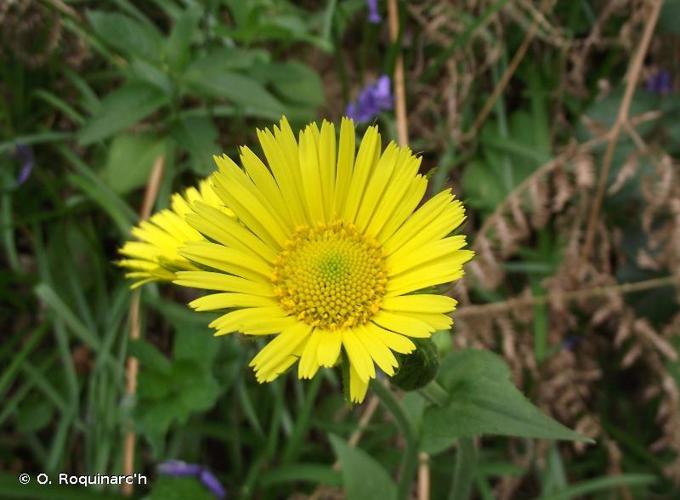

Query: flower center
[[271, 222, 387, 330]]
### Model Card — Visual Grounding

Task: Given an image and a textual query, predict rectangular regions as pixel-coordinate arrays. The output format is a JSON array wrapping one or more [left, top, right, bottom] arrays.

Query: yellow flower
[[168, 117, 473, 403], [118, 178, 227, 288]]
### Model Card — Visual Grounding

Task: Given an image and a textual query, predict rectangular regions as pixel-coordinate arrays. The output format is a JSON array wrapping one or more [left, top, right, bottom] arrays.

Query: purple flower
[[158, 460, 202, 477], [366, 0, 381, 24], [346, 75, 393, 124], [14, 144, 34, 185], [158, 460, 226, 499], [646, 70, 672, 94], [199, 469, 227, 499]]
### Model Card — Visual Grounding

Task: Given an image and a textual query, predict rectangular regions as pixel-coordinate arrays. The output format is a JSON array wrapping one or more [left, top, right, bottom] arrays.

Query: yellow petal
[[364, 149, 421, 237], [189, 293, 277, 311], [387, 236, 467, 277], [342, 126, 380, 222], [381, 294, 457, 314], [349, 363, 369, 403], [209, 307, 294, 335], [383, 190, 452, 255], [212, 160, 288, 248], [372, 311, 433, 338], [298, 329, 322, 379], [317, 329, 342, 367], [333, 117, 356, 218], [377, 175, 427, 243], [251, 323, 312, 381], [386, 250, 474, 296], [318, 120, 337, 219], [342, 328, 375, 382], [367, 324, 416, 354], [389, 200, 466, 259], [257, 125, 308, 226], [355, 325, 398, 376], [240, 145, 294, 231], [354, 142, 399, 232], [175, 271, 274, 296], [298, 126, 326, 223], [180, 241, 272, 282], [187, 202, 277, 264]]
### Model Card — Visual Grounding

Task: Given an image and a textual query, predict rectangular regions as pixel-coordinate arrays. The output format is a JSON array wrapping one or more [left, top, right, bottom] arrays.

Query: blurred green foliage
[[1, 1, 679, 499]]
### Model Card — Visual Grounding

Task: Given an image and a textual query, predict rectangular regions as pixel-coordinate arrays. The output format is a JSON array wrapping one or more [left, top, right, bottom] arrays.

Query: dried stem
[[456, 275, 678, 319], [387, 0, 409, 146], [121, 155, 165, 495], [473, 110, 661, 250], [347, 394, 380, 449], [582, 0, 663, 260], [418, 452, 430, 500]]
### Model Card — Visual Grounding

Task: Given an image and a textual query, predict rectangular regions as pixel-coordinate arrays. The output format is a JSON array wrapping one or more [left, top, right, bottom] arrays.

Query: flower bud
[[391, 338, 440, 391]]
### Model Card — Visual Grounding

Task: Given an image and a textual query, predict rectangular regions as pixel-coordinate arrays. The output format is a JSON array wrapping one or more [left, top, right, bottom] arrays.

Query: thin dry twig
[[582, 0, 663, 260], [418, 452, 430, 500], [455, 275, 678, 319], [388, 0, 408, 146], [121, 155, 165, 496]]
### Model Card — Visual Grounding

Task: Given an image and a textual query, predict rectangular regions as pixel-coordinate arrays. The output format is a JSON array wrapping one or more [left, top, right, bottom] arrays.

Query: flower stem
[[372, 380, 418, 500], [448, 437, 477, 500], [419, 380, 449, 406]]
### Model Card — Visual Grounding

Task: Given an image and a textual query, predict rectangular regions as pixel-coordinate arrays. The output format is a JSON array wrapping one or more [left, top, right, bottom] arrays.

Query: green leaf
[[87, 10, 162, 61], [461, 158, 508, 213], [421, 349, 589, 454], [184, 47, 270, 73], [177, 372, 219, 413], [78, 83, 167, 145], [34, 283, 101, 351], [259, 463, 342, 487], [173, 323, 219, 363], [170, 116, 219, 175], [128, 59, 173, 96], [165, 5, 202, 71], [262, 61, 324, 107], [539, 474, 656, 500], [659, 0, 680, 34], [129, 340, 172, 376], [16, 396, 54, 433], [136, 398, 178, 437], [329, 434, 397, 500], [137, 369, 173, 401], [100, 133, 166, 194], [182, 52, 284, 118]]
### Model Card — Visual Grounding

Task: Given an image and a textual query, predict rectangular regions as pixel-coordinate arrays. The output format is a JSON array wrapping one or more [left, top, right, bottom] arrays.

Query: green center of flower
[[271, 222, 387, 330]]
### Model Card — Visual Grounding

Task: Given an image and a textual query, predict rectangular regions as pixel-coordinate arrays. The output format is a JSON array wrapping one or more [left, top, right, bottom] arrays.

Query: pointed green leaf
[[100, 133, 166, 194], [129, 339, 172, 376], [421, 349, 590, 454], [165, 5, 202, 71], [329, 434, 397, 500], [182, 51, 283, 118], [78, 83, 168, 145], [87, 11, 162, 61], [170, 115, 219, 175]]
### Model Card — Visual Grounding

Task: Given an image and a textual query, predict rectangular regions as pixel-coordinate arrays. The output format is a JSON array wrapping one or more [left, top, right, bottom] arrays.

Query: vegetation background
[[1, 0, 679, 498]]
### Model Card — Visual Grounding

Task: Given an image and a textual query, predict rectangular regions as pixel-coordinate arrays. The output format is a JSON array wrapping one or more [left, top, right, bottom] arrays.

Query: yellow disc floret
[[271, 221, 387, 330]]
